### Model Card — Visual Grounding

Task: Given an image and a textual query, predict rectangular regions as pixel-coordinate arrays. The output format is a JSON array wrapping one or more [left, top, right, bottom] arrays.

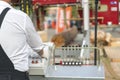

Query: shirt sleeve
[[24, 15, 44, 52]]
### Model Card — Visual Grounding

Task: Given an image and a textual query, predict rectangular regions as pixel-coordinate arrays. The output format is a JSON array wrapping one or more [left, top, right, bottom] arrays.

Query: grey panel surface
[[29, 67, 44, 75], [29, 75, 46, 80], [45, 65, 105, 80]]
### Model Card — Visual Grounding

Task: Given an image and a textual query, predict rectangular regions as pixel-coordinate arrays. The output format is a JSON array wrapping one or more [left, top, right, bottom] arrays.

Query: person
[[0, 0, 44, 80], [70, 15, 82, 33]]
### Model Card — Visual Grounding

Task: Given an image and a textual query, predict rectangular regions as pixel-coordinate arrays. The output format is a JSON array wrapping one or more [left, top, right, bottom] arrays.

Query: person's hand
[[38, 49, 44, 57], [38, 49, 47, 60]]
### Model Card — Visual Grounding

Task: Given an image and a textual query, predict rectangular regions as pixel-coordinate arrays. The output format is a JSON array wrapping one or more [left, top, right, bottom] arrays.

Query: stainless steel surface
[[45, 65, 104, 80]]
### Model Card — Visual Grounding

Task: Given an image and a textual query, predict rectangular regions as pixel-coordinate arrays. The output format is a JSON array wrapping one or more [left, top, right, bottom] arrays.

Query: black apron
[[0, 8, 29, 80]]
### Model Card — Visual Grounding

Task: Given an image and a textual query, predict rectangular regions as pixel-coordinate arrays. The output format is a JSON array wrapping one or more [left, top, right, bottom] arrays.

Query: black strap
[[0, 8, 14, 72], [0, 45, 14, 71], [0, 7, 10, 28]]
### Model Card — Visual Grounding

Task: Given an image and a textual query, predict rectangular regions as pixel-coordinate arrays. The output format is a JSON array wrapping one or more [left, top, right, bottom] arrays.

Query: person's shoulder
[[9, 8, 27, 17]]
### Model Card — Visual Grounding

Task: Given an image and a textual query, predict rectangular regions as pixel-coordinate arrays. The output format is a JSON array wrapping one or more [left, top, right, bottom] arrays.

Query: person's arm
[[24, 15, 44, 55]]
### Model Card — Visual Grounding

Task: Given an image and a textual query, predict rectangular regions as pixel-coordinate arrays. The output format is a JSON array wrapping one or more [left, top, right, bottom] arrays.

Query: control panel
[[29, 51, 47, 75]]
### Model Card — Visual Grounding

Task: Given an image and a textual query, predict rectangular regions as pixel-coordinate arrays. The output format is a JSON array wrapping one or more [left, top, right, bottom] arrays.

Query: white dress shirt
[[0, 1, 44, 72]]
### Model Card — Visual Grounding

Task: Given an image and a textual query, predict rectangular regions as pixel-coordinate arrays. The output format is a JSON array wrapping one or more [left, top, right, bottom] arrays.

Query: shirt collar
[[0, 0, 13, 8]]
